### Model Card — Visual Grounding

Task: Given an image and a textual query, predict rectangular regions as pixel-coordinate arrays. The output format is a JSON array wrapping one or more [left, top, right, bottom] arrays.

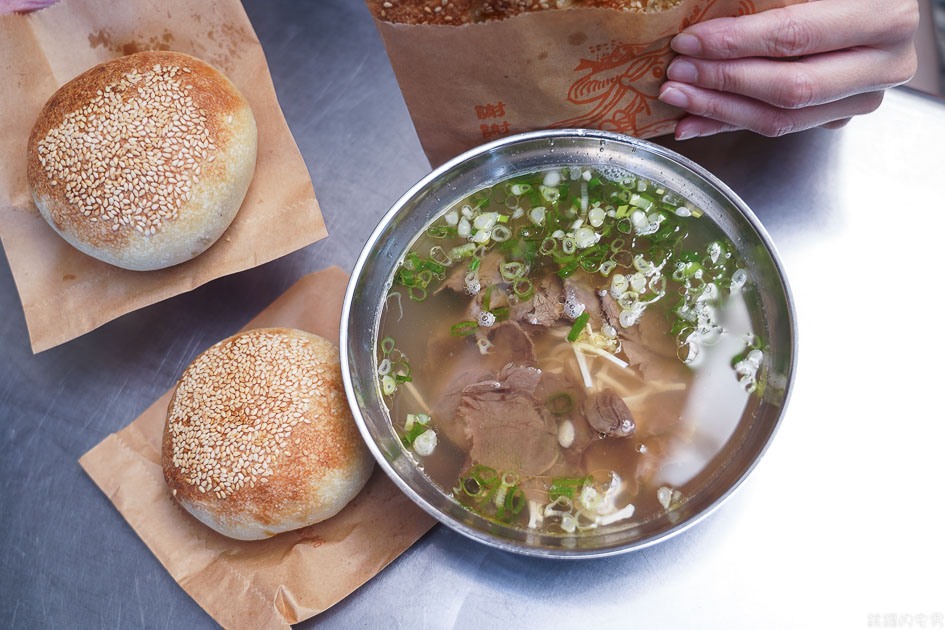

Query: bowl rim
[[340, 128, 798, 559]]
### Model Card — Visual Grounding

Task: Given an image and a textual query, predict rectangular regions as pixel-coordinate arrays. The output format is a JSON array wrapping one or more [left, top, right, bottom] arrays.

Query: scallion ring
[[500, 262, 525, 280], [492, 225, 511, 242], [513, 278, 533, 301], [450, 321, 479, 337], [546, 392, 574, 415]]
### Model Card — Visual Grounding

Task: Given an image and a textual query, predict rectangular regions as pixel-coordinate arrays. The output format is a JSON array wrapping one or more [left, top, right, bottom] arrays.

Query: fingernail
[[676, 127, 698, 141], [671, 33, 702, 56], [667, 58, 697, 83], [659, 86, 689, 109]]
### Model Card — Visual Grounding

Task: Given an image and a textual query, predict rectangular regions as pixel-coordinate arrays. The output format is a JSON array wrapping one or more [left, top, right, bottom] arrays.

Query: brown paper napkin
[[370, 0, 802, 166], [0, 0, 327, 353], [79, 267, 436, 630]]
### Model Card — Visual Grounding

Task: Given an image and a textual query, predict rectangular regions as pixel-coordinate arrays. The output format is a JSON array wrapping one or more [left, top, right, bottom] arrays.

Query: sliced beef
[[429, 367, 494, 450], [564, 277, 603, 329], [458, 365, 559, 476], [619, 310, 691, 385], [533, 370, 573, 405], [477, 320, 537, 370], [584, 389, 635, 438], [534, 371, 594, 452], [438, 251, 504, 294], [600, 292, 620, 330], [510, 274, 563, 327]]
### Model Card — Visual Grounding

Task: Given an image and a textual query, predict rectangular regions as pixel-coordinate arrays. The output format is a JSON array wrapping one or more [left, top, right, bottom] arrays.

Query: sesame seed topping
[[36, 64, 217, 236], [167, 330, 328, 499]]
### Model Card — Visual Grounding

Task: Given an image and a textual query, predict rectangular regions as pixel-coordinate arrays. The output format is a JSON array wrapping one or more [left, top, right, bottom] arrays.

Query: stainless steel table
[[2, 1, 943, 628]]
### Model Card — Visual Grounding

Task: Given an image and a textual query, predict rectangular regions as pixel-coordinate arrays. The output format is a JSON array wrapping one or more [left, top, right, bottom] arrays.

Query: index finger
[[671, 0, 918, 59]]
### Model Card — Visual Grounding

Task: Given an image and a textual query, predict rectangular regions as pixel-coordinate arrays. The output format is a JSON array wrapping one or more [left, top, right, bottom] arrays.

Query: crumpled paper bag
[[80, 267, 436, 630], [0, 0, 327, 353], [369, 0, 801, 166]]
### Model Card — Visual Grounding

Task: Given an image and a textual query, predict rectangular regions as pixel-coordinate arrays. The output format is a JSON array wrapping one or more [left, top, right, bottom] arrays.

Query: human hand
[[658, 0, 920, 139]]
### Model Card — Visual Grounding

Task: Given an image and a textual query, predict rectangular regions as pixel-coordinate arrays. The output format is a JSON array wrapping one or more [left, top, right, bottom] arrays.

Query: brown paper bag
[[0, 0, 327, 353], [370, 0, 800, 166], [79, 267, 436, 630]]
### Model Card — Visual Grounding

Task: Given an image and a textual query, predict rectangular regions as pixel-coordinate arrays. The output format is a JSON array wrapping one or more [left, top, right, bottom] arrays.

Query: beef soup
[[375, 166, 766, 535]]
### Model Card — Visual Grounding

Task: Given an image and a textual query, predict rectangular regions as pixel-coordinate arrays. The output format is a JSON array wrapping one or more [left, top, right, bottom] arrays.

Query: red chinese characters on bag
[[550, 0, 757, 137]]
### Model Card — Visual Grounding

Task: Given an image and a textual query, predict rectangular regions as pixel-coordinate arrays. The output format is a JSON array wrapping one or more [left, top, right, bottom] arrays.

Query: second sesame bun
[[26, 51, 257, 271], [162, 328, 374, 540]]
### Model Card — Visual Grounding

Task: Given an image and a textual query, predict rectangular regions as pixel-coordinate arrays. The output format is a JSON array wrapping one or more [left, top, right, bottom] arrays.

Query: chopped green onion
[[492, 307, 510, 322], [549, 484, 576, 500], [492, 226, 511, 242], [381, 375, 397, 396], [497, 214, 510, 224], [500, 262, 524, 279], [615, 204, 631, 218], [397, 268, 417, 287], [513, 278, 533, 300], [630, 192, 655, 211], [422, 260, 445, 275], [567, 312, 589, 342], [510, 183, 532, 195], [392, 361, 412, 383], [450, 321, 479, 336], [449, 243, 476, 259], [401, 422, 427, 447], [459, 476, 482, 497], [468, 258, 481, 271], [505, 486, 526, 514], [472, 465, 497, 486], [429, 245, 452, 267], [539, 237, 557, 255], [483, 285, 494, 311], [408, 286, 427, 302], [405, 252, 422, 270], [540, 185, 560, 203], [546, 392, 574, 415], [557, 261, 579, 278], [426, 226, 456, 238], [381, 337, 395, 356]]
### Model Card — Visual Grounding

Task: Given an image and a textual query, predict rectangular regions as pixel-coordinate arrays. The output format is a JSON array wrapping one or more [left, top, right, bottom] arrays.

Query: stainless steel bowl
[[340, 129, 797, 558]]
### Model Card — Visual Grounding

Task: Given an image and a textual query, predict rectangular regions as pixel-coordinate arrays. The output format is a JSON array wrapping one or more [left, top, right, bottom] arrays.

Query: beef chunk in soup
[[564, 277, 604, 329], [600, 292, 620, 330], [430, 366, 494, 450], [439, 251, 505, 294], [619, 310, 691, 385], [584, 389, 635, 438], [535, 370, 594, 452], [459, 365, 560, 475], [482, 320, 537, 368], [511, 273, 564, 327]]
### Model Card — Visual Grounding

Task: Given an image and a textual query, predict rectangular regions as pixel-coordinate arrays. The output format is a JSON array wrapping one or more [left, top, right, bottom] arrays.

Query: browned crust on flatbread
[[161, 328, 368, 530], [26, 51, 248, 252]]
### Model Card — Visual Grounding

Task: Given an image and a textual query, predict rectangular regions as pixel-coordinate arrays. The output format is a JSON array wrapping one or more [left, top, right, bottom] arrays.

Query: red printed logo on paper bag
[[550, 0, 756, 137], [549, 39, 674, 136]]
